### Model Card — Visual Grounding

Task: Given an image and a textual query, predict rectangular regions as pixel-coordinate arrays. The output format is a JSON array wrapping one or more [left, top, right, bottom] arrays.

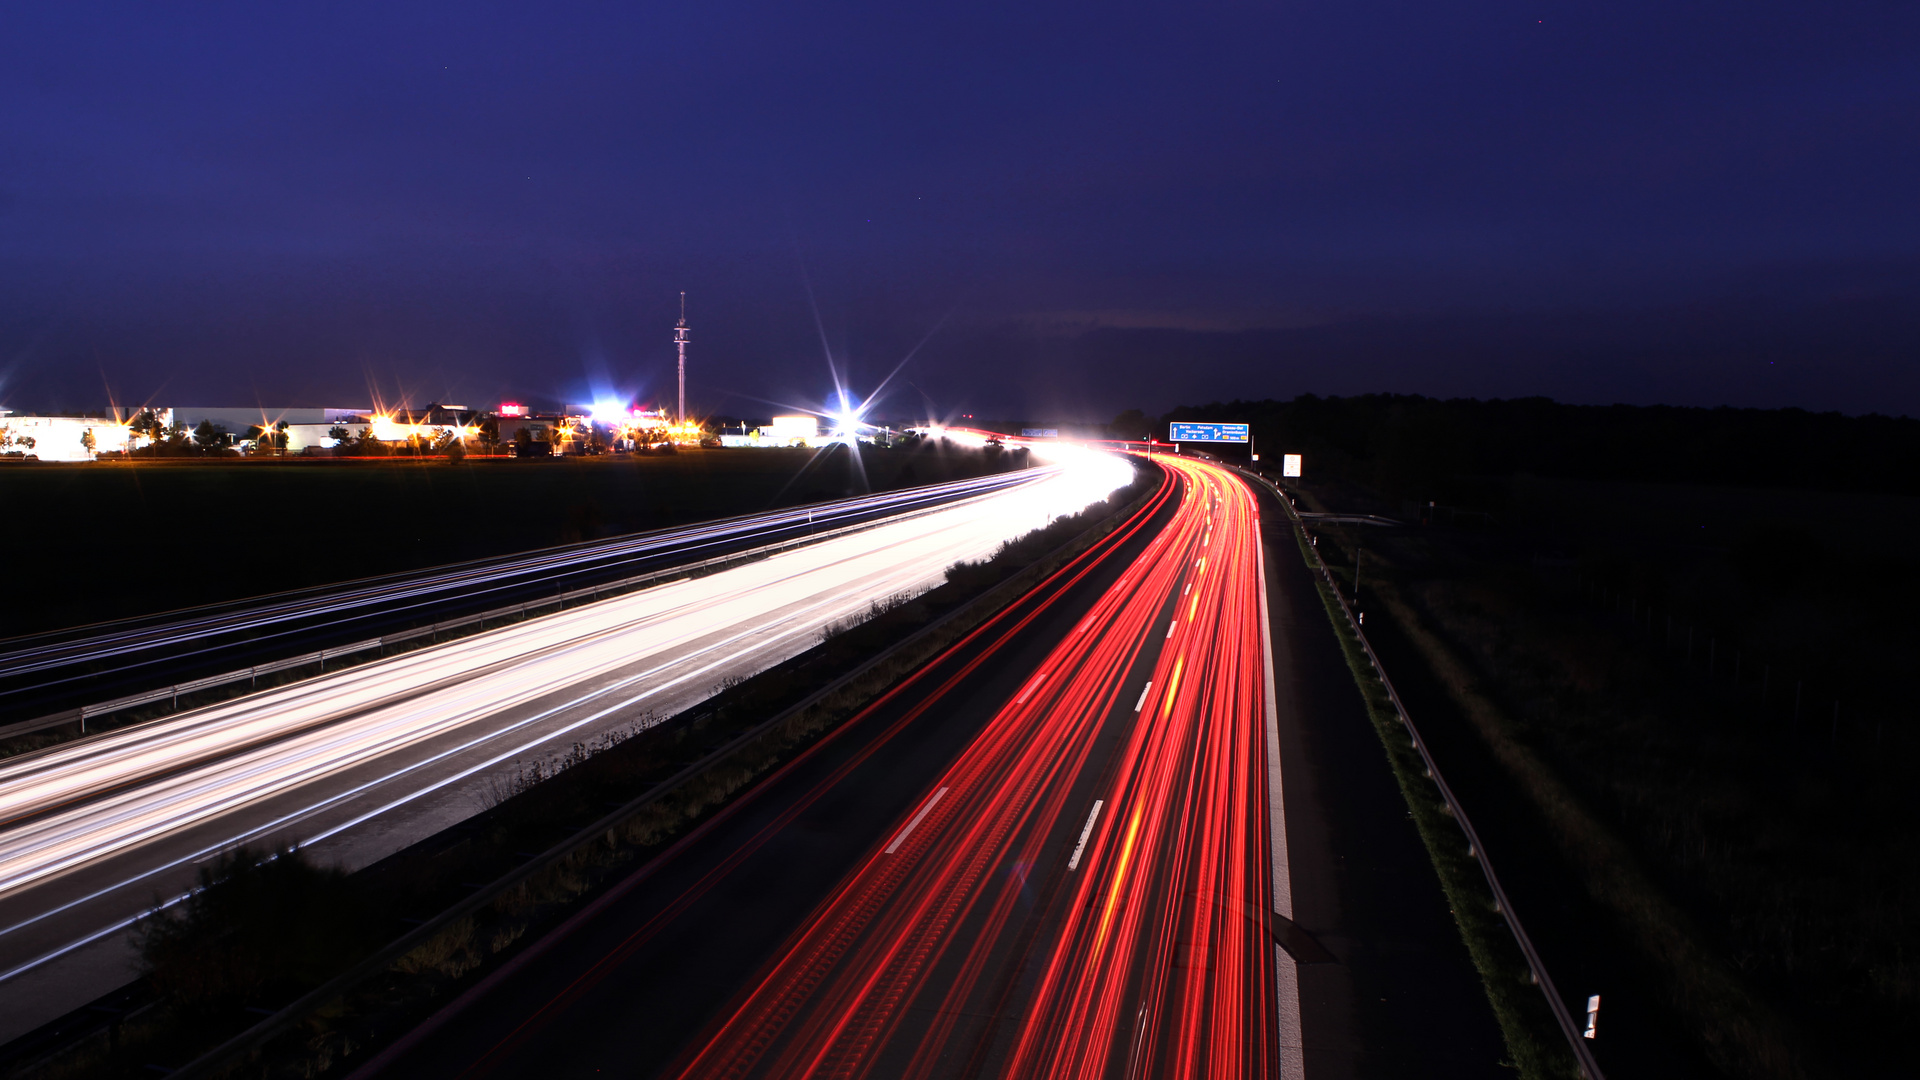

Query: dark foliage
[[2, 443, 1018, 638], [136, 847, 381, 1016], [1280, 444, 1920, 1075], [1161, 394, 1920, 500]]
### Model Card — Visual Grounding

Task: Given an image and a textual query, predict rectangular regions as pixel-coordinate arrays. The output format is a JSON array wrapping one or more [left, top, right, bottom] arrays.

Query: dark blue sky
[[3, 1, 1917, 420]]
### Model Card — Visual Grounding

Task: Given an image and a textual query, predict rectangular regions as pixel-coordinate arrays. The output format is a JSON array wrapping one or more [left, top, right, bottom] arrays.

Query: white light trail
[[0, 452, 1134, 912], [0, 468, 1053, 683]]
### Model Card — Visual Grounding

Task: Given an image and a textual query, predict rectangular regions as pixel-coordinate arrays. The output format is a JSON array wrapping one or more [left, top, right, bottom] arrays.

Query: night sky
[[3, 2, 1917, 421]]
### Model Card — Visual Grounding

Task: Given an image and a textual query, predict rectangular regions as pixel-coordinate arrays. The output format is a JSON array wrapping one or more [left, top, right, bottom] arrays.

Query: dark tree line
[[1130, 395, 1920, 500]]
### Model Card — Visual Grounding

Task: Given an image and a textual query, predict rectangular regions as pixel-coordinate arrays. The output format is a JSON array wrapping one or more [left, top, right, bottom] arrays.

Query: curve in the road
[[667, 457, 1277, 1079], [349, 455, 1290, 1080]]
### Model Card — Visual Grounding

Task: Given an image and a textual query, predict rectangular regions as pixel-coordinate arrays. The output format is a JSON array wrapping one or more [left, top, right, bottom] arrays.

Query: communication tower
[[674, 292, 690, 424]]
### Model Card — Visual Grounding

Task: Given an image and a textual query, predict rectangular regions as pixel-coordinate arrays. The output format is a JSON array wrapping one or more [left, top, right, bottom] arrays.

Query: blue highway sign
[[1167, 422, 1249, 443]]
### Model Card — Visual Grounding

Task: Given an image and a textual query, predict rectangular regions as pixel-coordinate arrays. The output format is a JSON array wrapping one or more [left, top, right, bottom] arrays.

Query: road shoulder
[[1252, 479, 1509, 1078]]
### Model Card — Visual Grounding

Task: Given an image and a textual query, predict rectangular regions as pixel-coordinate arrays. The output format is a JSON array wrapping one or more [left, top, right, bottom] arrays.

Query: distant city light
[[766, 415, 820, 440], [499, 402, 529, 417], [589, 399, 633, 424]]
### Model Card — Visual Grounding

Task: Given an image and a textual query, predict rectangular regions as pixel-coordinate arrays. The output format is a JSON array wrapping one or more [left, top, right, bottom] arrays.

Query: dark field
[[0, 443, 1013, 637], [1289, 470, 1919, 1080]]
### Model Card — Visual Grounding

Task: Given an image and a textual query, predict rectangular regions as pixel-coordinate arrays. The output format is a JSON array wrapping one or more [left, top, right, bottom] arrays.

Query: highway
[[0, 467, 1056, 726], [0, 451, 1133, 1044], [353, 456, 1299, 1079]]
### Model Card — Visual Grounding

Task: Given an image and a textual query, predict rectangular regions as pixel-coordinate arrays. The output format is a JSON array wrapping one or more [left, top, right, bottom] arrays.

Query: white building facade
[[0, 414, 134, 462]]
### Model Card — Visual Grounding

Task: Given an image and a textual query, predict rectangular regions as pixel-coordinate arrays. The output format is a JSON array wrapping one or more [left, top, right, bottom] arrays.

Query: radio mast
[[674, 292, 690, 425]]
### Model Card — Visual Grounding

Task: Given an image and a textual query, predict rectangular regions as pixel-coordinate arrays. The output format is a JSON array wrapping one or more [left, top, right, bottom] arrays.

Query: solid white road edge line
[[1256, 491, 1306, 1080]]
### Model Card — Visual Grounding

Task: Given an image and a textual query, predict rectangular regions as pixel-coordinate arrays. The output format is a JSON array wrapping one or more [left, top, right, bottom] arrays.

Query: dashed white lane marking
[[1068, 800, 1105, 870], [1016, 671, 1049, 704], [886, 786, 949, 855]]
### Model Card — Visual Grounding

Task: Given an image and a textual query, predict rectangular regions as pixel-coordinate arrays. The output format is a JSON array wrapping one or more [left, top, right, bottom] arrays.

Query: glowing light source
[[589, 399, 633, 425], [765, 416, 819, 440]]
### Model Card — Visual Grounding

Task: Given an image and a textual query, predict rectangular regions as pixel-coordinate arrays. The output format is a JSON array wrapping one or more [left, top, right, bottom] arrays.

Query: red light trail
[[669, 457, 1277, 1078]]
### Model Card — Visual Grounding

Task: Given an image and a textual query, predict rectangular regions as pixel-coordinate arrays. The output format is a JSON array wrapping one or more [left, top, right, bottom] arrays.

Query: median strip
[[14, 465, 1165, 1080]]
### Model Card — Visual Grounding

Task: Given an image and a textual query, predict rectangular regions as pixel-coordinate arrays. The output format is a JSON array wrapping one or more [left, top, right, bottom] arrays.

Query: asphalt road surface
[[348, 454, 1514, 1079], [350, 458, 1311, 1079], [1243, 467, 1509, 1077], [0, 467, 1058, 726], [0, 451, 1133, 1044]]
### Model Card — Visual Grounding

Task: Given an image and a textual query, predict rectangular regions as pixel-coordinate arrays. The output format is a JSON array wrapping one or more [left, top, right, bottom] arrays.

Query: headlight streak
[[435, 468, 1187, 1080], [2, 577, 870, 920], [0, 498, 1019, 833], [665, 458, 1276, 1079], [0, 560, 920, 984], [0, 468, 1060, 689], [0, 455, 1134, 987]]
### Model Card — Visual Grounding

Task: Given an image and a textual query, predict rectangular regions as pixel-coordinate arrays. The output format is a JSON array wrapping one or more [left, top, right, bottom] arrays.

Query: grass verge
[[1357, 571, 1804, 1079], [1284, 481, 1812, 1079], [1280, 499, 1580, 1080]]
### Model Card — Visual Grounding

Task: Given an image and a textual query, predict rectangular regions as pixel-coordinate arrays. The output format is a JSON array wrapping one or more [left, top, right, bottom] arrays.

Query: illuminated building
[[0, 412, 135, 462]]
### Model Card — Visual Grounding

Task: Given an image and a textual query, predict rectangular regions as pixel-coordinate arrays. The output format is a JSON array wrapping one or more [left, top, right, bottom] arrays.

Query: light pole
[[674, 292, 690, 425]]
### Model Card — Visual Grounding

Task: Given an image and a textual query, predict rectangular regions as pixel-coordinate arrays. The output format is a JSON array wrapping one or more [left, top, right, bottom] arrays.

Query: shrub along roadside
[[1287, 483, 1811, 1080], [1274, 491, 1580, 1080], [136, 848, 381, 1020], [17, 464, 1163, 1080]]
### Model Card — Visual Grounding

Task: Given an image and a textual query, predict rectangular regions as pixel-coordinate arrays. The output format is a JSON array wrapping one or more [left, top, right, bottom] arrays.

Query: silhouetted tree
[[192, 420, 228, 449], [1109, 409, 1151, 441]]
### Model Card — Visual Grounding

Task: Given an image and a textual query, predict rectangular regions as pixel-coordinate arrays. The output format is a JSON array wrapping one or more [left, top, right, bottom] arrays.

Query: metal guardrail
[[1, 486, 1014, 744], [1236, 466, 1605, 1080], [1296, 511, 1404, 527]]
